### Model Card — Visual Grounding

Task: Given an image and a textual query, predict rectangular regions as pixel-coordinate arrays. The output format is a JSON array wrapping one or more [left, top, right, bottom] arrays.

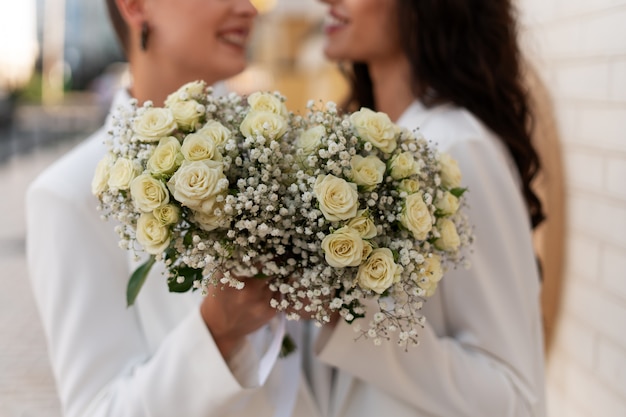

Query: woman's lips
[[324, 12, 349, 35], [218, 29, 250, 48]]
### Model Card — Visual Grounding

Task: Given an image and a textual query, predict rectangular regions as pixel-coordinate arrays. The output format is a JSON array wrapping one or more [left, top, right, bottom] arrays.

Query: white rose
[[181, 133, 222, 161], [240, 111, 288, 139], [347, 210, 377, 239], [92, 154, 114, 196], [196, 120, 232, 147], [170, 99, 204, 131], [313, 174, 359, 222], [247, 92, 288, 117], [356, 248, 403, 294], [130, 173, 170, 212], [419, 254, 443, 297], [147, 136, 183, 176], [400, 192, 433, 240], [167, 160, 226, 213], [435, 191, 460, 215], [321, 227, 365, 268], [107, 157, 138, 190], [435, 218, 461, 252], [192, 206, 228, 231], [398, 178, 421, 194], [133, 108, 177, 142], [350, 155, 386, 191], [349, 108, 397, 153], [296, 125, 325, 155], [153, 204, 180, 226], [165, 80, 206, 106], [362, 241, 373, 260], [136, 213, 171, 255], [389, 151, 419, 180], [439, 153, 462, 189]]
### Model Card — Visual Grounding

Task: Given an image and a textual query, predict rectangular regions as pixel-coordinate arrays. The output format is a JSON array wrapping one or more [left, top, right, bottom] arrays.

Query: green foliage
[[167, 266, 202, 293], [127, 256, 156, 307], [450, 187, 468, 198]]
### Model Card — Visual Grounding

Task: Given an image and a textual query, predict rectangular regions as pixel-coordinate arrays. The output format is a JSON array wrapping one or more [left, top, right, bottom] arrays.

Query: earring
[[140, 22, 150, 51]]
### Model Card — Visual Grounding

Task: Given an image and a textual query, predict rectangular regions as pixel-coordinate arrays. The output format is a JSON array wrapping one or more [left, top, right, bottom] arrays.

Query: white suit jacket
[[27, 92, 546, 417]]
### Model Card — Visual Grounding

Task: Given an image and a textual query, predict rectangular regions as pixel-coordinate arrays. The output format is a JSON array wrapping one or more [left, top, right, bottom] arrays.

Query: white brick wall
[[520, 1, 626, 416]]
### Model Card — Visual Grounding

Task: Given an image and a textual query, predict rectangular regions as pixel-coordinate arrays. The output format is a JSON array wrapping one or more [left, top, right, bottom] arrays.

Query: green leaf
[[450, 187, 468, 198], [279, 334, 297, 358], [183, 231, 194, 247], [167, 267, 202, 293], [127, 256, 156, 307]]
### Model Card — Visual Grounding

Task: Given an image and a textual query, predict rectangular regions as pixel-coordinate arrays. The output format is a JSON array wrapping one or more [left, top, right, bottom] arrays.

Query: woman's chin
[[323, 45, 345, 63]]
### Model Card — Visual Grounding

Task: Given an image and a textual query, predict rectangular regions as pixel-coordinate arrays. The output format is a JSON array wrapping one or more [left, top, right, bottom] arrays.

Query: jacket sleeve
[[317, 137, 546, 417], [26, 184, 282, 417]]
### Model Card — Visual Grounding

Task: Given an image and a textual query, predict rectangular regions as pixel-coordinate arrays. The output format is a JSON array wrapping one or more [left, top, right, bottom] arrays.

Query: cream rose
[[435, 191, 460, 215], [362, 241, 373, 260], [356, 248, 403, 294], [170, 99, 204, 131], [296, 125, 326, 155], [240, 111, 288, 139], [147, 136, 183, 176], [398, 178, 421, 194], [439, 153, 462, 189], [107, 157, 138, 190], [350, 155, 386, 191], [247, 92, 288, 117], [181, 133, 222, 161], [321, 227, 365, 268], [136, 213, 171, 255], [153, 204, 180, 226], [313, 174, 359, 222], [192, 206, 228, 231], [165, 80, 206, 106], [92, 154, 113, 196], [130, 173, 170, 212], [167, 160, 226, 213], [389, 151, 419, 180], [400, 192, 433, 240], [347, 210, 377, 239], [349, 108, 397, 153], [435, 218, 461, 252], [419, 254, 443, 297], [133, 108, 177, 142], [196, 120, 231, 147]]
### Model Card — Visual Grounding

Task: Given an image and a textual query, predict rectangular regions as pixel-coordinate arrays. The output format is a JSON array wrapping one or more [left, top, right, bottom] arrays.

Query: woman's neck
[[368, 55, 414, 122], [128, 57, 219, 107]]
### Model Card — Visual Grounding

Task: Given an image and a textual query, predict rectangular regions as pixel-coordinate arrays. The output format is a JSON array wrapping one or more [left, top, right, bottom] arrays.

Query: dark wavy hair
[[345, 0, 545, 229]]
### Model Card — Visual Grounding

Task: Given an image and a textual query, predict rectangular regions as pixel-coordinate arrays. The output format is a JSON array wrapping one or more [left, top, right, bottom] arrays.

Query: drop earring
[[140, 22, 150, 51]]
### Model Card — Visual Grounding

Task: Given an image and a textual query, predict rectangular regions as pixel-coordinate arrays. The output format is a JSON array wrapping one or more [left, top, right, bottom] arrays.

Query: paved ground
[[0, 137, 83, 417]]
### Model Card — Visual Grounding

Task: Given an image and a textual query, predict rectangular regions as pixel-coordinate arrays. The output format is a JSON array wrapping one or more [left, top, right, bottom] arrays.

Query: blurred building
[[34, 0, 123, 91]]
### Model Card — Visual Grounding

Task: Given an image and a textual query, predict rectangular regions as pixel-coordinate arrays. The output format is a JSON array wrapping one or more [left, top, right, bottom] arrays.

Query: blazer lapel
[[329, 370, 354, 417]]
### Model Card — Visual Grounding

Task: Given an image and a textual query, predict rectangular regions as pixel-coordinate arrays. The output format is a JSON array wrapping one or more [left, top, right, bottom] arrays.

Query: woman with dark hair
[[313, 0, 548, 415]]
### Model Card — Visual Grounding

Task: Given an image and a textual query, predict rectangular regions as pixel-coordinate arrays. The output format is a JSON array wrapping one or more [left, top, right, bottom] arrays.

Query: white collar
[[395, 100, 452, 130], [104, 88, 133, 132]]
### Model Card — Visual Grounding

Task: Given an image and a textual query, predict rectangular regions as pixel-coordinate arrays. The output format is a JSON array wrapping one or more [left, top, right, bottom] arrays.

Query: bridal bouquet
[[93, 81, 300, 305], [93, 81, 473, 349], [273, 101, 473, 347]]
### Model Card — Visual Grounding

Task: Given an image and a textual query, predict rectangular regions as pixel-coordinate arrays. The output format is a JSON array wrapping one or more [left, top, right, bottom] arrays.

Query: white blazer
[[27, 92, 546, 417]]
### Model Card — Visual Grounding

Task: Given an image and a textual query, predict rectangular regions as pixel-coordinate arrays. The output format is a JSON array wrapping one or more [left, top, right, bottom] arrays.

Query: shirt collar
[[104, 88, 133, 132]]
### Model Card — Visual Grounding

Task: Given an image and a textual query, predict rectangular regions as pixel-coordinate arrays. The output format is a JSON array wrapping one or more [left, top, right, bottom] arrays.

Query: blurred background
[[0, 1, 624, 416]]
